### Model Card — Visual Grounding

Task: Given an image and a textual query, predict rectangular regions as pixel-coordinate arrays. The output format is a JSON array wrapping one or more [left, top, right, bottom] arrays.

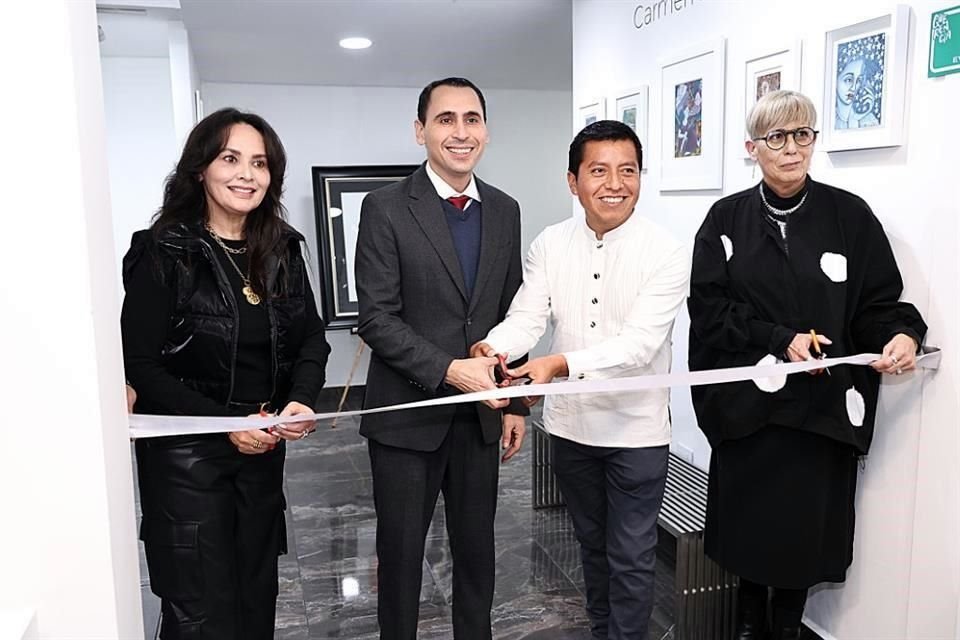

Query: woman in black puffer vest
[[121, 108, 330, 639]]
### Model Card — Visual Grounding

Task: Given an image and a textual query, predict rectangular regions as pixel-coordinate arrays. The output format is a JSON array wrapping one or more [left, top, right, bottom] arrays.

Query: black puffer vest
[[123, 221, 310, 410]]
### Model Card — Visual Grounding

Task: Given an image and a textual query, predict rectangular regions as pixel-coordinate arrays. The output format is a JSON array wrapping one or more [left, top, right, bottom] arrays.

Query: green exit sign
[[930, 5, 960, 77]]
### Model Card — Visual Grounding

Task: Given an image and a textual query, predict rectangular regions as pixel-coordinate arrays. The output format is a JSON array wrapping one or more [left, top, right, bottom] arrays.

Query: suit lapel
[[468, 178, 502, 314], [407, 166, 469, 303]]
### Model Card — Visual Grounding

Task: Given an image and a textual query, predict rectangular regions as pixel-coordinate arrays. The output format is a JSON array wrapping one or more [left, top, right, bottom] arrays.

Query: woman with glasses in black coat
[[687, 90, 926, 640]]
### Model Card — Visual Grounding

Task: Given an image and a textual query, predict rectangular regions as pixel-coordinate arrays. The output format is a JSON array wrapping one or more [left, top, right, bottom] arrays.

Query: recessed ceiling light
[[339, 37, 372, 50]]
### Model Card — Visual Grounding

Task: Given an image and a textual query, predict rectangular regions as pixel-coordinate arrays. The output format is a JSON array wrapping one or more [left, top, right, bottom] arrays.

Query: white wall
[[572, 1, 958, 638], [101, 56, 178, 282], [202, 82, 572, 386], [0, 1, 142, 637]]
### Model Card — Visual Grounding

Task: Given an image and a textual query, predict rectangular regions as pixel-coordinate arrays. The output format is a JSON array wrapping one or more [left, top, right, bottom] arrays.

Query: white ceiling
[[177, 0, 572, 91]]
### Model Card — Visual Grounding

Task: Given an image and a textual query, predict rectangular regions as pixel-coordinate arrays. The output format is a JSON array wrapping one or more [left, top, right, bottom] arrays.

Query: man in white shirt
[[473, 120, 690, 640]]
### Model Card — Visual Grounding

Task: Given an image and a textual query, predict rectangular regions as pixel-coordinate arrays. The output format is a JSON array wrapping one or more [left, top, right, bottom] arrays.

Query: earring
[[751, 160, 757, 181]]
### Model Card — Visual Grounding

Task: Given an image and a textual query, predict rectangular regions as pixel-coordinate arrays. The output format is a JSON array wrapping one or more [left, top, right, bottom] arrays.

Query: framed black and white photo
[[822, 5, 910, 152], [311, 165, 419, 329]]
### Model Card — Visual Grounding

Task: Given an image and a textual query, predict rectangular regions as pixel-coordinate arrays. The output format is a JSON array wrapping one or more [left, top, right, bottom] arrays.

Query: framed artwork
[[821, 5, 910, 152], [613, 86, 650, 171], [577, 97, 606, 130], [658, 38, 726, 191], [311, 165, 419, 329], [742, 41, 802, 157]]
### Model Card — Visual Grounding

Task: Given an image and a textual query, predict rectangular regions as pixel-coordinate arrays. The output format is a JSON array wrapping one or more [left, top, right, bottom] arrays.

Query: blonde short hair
[[746, 90, 818, 139]]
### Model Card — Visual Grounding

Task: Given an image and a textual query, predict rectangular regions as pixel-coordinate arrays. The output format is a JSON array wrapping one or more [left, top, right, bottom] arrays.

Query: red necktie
[[447, 195, 470, 210]]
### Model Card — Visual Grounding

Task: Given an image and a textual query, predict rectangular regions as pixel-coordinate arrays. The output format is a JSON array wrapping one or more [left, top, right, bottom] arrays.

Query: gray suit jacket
[[355, 164, 525, 451]]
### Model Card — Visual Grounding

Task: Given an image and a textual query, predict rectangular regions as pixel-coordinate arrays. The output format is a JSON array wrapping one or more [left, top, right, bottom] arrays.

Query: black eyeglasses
[[752, 127, 819, 150]]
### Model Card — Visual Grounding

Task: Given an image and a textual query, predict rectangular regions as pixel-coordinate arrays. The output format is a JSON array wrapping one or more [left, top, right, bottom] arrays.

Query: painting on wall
[[834, 33, 886, 130], [613, 86, 649, 170], [658, 38, 726, 191], [742, 41, 802, 157], [577, 97, 606, 131], [674, 78, 702, 157], [822, 6, 910, 151], [311, 165, 419, 329]]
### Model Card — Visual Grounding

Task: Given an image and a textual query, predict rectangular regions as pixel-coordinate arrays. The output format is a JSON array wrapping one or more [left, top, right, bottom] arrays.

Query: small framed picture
[[658, 38, 726, 191], [742, 42, 802, 157], [577, 97, 606, 130], [311, 165, 419, 329], [821, 5, 910, 151], [613, 86, 649, 171]]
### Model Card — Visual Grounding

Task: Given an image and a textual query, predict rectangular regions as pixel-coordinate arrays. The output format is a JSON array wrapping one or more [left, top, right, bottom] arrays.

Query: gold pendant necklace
[[241, 283, 261, 305], [205, 223, 261, 306]]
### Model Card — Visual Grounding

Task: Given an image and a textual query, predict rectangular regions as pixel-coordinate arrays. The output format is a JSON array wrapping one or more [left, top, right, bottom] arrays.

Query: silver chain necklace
[[759, 182, 807, 216]]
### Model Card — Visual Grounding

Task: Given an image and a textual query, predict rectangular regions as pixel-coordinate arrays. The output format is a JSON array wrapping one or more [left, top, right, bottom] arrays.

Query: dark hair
[[152, 107, 288, 297], [417, 77, 487, 124], [568, 120, 643, 175]]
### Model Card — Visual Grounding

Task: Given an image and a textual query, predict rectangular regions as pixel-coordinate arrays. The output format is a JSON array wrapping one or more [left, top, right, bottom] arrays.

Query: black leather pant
[[135, 434, 287, 640]]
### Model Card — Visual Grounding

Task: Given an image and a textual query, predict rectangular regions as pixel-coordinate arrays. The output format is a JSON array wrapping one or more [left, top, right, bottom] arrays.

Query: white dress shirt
[[425, 161, 481, 209], [484, 212, 690, 448]]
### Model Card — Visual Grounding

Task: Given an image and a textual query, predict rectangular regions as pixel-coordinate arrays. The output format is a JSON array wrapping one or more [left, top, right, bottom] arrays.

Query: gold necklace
[[204, 224, 261, 305]]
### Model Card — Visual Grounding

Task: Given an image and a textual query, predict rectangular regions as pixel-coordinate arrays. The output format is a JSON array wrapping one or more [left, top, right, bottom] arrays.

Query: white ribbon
[[128, 348, 941, 439]]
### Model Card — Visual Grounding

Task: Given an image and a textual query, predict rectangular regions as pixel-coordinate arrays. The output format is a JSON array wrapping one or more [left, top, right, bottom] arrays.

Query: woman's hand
[[271, 401, 317, 441], [229, 427, 279, 455], [871, 333, 919, 375], [125, 384, 137, 413], [785, 332, 833, 375]]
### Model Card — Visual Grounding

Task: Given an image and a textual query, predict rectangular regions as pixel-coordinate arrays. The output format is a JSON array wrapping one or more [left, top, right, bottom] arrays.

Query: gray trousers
[[552, 436, 668, 640]]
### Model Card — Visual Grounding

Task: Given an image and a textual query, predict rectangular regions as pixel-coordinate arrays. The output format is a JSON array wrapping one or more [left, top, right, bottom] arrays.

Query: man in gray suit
[[354, 77, 527, 640]]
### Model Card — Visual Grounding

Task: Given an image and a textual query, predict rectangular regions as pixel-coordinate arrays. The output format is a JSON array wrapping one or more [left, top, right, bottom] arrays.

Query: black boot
[[770, 586, 806, 640], [735, 580, 768, 640], [771, 625, 801, 640]]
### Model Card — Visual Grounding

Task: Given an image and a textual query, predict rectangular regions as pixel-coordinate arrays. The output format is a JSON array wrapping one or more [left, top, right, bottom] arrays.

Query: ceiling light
[[339, 37, 372, 50]]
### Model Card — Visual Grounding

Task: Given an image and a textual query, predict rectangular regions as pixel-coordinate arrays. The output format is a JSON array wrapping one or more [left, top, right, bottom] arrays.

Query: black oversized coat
[[688, 179, 926, 454]]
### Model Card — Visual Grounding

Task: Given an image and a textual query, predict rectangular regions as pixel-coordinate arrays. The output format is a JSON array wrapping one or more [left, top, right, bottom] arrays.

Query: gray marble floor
[[136, 391, 819, 639]]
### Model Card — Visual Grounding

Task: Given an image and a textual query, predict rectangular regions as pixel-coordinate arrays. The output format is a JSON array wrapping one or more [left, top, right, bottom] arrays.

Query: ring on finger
[[300, 430, 310, 439], [896, 367, 903, 375], [891, 354, 899, 365], [253, 440, 263, 449]]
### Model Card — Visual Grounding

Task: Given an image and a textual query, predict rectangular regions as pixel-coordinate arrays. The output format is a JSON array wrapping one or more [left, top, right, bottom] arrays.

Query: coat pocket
[[140, 519, 203, 601]]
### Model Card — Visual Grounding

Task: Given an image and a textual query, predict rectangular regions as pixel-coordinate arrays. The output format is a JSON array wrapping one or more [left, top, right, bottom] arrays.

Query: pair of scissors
[[809, 330, 830, 376]]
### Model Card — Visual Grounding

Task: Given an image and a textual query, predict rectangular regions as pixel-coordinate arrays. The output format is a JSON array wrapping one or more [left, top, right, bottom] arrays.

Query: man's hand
[[506, 354, 569, 408], [501, 413, 526, 462], [444, 357, 508, 409], [470, 341, 496, 358]]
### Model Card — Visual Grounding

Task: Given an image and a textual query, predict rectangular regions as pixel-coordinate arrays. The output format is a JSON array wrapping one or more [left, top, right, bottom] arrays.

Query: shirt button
[[593, 273, 600, 279], [596, 242, 604, 249], [466, 317, 472, 326], [577, 373, 585, 380], [591, 298, 598, 304], [589, 321, 596, 328]]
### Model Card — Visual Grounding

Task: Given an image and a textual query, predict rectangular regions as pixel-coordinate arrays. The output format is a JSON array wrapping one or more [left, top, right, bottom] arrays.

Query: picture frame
[[821, 5, 910, 152], [311, 164, 419, 330], [658, 38, 726, 191], [577, 97, 606, 130], [742, 41, 802, 158], [613, 86, 650, 171]]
